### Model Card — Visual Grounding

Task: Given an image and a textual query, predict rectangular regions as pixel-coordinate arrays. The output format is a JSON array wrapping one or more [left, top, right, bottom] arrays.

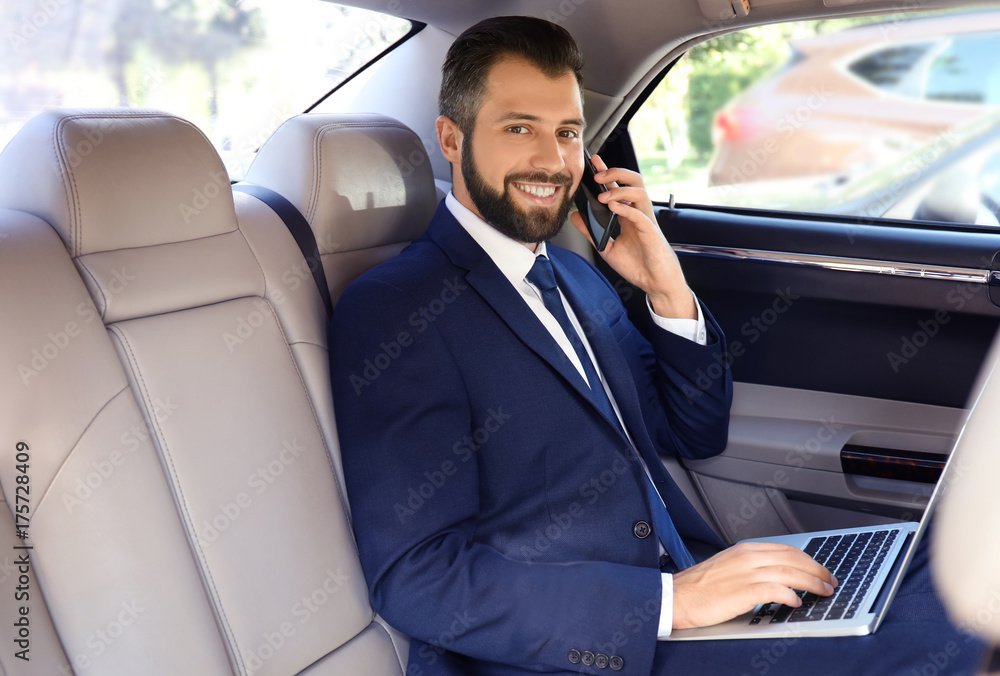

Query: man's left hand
[[569, 153, 696, 320]]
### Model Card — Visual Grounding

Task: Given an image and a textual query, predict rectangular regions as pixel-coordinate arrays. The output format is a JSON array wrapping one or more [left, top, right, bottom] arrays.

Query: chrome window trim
[[672, 244, 991, 285]]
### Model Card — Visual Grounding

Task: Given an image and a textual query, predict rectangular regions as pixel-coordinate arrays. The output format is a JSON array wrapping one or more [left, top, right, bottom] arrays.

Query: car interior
[[2, 0, 1000, 674]]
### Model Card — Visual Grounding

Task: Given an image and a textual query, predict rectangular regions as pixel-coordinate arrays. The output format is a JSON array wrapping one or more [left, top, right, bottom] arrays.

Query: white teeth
[[516, 183, 556, 198]]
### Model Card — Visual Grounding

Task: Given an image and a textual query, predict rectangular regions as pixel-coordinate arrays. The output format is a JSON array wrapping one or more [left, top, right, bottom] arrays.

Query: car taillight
[[713, 108, 742, 145]]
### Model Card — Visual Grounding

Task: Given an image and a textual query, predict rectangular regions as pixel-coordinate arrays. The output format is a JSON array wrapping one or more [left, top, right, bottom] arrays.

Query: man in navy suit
[[330, 15, 982, 676]]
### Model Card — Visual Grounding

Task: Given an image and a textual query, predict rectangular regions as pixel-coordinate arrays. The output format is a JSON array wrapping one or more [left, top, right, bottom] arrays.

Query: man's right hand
[[672, 542, 838, 629]]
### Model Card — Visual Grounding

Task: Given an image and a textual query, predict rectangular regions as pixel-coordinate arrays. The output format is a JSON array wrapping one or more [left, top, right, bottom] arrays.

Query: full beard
[[462, 141, 575, 244]]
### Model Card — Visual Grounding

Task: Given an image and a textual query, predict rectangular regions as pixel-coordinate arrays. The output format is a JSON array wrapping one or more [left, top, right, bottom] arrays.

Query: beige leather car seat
[[241, 113, 437, 309], [237, 111, 438, 670], [0, 109, 419, 675], [934, 331, 1000, 674]]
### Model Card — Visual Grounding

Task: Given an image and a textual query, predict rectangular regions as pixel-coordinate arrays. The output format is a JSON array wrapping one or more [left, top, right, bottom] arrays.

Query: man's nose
[[529, 134, 567, 175]]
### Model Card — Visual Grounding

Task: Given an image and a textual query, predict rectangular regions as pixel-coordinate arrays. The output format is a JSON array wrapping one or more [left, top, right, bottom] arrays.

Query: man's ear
[[436, 116, 463, 165]]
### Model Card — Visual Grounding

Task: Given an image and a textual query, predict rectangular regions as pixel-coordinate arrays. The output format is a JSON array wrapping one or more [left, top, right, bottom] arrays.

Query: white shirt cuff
[[657, 572, 674, 638], [647, 293, 707, 346]]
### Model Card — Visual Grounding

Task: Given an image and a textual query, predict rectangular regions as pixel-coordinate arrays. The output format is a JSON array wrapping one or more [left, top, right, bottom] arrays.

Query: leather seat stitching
[[250, 295, 362, 553], [306, 121, 418, 227], [74, 259, 109, 320], [34, 385, 130, 515], [107, 323, 249, 676]]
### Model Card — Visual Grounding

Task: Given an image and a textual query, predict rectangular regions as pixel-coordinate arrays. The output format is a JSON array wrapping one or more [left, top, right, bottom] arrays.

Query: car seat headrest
[[242, 113, 436, 258], [0, 109, 237, 257]]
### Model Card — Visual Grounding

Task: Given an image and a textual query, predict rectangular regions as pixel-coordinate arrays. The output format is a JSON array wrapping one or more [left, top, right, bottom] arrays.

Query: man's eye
[[507, 126, 527, 134], [560, 129, 580, 139]]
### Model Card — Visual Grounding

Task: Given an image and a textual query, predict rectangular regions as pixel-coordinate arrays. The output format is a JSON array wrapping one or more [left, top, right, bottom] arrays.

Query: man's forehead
[[480, 57, 584, 124]]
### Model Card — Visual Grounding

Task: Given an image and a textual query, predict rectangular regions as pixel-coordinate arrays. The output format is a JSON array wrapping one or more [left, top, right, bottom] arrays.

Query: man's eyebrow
[[497, 112, 587, 128]]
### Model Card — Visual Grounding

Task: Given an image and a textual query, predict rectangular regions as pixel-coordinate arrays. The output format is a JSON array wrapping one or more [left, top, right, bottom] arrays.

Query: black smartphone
[[573, 148, 621, 252]]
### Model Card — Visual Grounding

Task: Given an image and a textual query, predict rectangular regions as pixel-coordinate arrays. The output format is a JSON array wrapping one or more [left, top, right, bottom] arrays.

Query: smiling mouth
[[513, 183, 559, 199]]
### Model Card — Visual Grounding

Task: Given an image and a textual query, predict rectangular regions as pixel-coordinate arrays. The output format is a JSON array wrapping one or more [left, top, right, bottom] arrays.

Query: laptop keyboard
[[749, 529, 899, 625]]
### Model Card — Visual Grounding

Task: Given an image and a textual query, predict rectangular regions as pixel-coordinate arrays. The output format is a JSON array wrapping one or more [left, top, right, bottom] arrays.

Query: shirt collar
[[445, 191, 548, 287]]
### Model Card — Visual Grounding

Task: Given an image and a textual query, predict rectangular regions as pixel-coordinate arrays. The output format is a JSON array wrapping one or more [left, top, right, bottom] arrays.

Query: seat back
[[934, 330, 1000, 652], [241, 113, 437, 307], [0, 110, 402, 675], [240, 112, 439, 670]]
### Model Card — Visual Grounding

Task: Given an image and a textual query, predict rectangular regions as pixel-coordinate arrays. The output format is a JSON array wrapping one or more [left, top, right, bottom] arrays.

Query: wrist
[[648, 288, 696, 320]]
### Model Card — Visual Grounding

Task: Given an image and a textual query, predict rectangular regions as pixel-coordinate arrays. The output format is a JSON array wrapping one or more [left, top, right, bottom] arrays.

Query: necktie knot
[[526, 255, 558, 293]]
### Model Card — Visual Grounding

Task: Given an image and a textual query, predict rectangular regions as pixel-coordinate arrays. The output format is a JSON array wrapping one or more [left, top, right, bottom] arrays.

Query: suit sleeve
[[640, 297, 733, 459], [587, 261, 732, 461], [330, 277, 662, 674]]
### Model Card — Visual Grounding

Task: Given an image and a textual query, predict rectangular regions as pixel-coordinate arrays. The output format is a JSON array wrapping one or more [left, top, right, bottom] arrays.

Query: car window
[[629, 9, 1000, 227], [925, 34, 1000, 104], [0, 0, 412, 179], [849, 43, 934, 92]]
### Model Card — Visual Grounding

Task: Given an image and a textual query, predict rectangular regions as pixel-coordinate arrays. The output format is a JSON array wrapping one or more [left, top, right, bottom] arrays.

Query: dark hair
[[439, 16, 585, 135]]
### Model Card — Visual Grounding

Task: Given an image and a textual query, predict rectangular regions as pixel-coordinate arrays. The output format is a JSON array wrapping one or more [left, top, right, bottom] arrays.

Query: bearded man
[[329, 15, 845, 676]]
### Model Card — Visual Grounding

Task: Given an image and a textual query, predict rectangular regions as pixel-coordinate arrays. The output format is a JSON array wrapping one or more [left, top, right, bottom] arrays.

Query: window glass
[[0, 0, 412, 178], [925, 34, 1000, 104], [629, 9, 1000, 227], [849, 44, 933, 92]]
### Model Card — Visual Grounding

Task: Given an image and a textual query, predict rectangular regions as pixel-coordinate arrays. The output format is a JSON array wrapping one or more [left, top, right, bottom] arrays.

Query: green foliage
[[683, 25, 793, 158]]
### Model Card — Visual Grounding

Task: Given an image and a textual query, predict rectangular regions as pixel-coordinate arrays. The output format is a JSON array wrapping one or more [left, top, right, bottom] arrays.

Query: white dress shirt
[[446, 193, 707, 638]]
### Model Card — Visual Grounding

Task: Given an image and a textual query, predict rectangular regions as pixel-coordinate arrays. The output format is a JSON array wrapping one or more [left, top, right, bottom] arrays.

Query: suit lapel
[[424, 202, 724, 551], [425, 204, 599, 413]]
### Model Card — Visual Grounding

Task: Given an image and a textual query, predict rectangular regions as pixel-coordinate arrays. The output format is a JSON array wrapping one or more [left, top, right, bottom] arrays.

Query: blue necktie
[[526, 255, 696, 570]]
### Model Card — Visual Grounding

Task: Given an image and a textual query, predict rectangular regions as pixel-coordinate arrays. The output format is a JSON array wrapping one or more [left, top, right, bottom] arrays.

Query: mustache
[[504, 171, 573, 187]]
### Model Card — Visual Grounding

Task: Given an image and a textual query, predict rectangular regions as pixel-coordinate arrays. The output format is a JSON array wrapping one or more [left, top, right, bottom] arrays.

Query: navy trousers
[[653, 538, 987, 675]]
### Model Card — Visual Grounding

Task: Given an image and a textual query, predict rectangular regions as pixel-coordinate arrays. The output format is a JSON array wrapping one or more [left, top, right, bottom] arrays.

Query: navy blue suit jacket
[[330, 202, 733, 675]]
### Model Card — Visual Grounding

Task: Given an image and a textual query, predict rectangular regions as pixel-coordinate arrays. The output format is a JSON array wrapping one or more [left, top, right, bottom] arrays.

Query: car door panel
[[662, 207, 1000, 408], [689, 381, 958, 543], [602, 203, 1000, 542]]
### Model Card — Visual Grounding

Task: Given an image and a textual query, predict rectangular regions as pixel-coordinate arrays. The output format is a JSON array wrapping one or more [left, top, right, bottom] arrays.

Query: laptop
[[665, 352, 995, 641]]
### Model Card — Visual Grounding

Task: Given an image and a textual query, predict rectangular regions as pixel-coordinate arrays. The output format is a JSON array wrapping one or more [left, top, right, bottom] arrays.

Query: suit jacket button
[[610, 655, 624, 671], [568, 649, 581, 664], [633, 520, 651, 538], [595, 653, 610, 668], [581, 651, 595, 666]]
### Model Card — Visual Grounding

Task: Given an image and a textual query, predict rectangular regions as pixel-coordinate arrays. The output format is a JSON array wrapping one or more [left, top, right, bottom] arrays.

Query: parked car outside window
[[630, 9, 1000, 226]]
